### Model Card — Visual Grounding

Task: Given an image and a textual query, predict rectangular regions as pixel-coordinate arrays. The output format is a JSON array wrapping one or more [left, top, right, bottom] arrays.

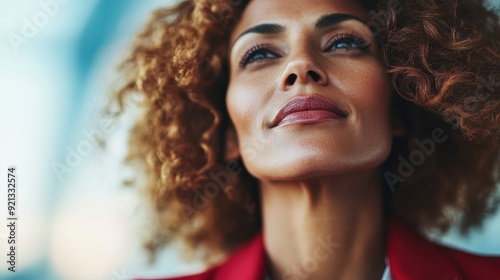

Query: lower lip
[[277, 110, 344, 127]]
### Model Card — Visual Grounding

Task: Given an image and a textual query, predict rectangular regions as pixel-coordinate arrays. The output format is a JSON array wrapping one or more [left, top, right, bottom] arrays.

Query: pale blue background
[[0, 0, 499, 279]]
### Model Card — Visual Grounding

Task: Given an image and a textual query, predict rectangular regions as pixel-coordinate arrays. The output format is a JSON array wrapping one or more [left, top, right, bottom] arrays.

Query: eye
[[239, 44, 279, 68], [324, 33, 370, 52]]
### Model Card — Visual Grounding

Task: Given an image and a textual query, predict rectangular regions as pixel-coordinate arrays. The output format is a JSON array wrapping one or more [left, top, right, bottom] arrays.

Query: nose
[[279, 51, 328, 90]]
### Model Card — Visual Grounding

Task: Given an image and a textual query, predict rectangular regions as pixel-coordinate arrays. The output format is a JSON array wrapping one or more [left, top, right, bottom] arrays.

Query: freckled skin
[[227, 0, 394, 181]]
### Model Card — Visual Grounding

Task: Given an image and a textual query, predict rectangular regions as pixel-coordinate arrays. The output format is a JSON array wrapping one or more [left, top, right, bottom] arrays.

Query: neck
[[260, 169, 386, 280]]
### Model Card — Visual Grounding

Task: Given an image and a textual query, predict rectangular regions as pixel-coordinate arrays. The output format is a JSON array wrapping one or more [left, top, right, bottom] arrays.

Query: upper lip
[[271, 94, 348, 127]]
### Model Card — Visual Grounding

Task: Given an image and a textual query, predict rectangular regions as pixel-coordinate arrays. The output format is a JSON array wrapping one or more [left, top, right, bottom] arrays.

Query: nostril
[[286, 74, 297, 86], [308, 70, 321, 82]]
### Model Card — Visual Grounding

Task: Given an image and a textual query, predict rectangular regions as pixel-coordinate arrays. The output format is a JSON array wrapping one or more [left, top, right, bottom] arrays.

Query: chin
[[244, 148, 389, 181]]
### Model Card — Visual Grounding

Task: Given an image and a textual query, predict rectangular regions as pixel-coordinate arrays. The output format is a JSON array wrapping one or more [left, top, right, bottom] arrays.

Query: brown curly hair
[[112, 0, 500, 263]]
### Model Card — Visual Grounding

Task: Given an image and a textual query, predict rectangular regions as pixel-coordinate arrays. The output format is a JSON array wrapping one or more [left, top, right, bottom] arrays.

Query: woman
[[114, 0, 500, 279]]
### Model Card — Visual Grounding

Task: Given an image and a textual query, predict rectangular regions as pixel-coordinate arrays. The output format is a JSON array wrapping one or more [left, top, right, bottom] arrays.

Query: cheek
[[226, 82, 256, 133], [226, 72, 275, 132], [343, 62, 393, 163], [226, 75, 279, 174], [226, 80, 264, 161]]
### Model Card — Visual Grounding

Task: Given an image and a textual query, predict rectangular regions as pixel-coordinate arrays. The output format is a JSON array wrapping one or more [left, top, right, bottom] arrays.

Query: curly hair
[[112, 0, 500, 263]]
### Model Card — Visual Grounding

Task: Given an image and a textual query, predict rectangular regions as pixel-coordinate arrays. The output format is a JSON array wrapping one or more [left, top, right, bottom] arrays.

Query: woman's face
[[226, 0, 393, 181]]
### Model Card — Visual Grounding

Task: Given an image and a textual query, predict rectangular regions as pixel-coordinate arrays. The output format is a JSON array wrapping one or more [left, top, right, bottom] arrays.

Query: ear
[[224, 123, 241, 161]]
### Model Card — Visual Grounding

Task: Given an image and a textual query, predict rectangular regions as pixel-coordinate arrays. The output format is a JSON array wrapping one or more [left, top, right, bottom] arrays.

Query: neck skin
[[260, 169, 386, 280]]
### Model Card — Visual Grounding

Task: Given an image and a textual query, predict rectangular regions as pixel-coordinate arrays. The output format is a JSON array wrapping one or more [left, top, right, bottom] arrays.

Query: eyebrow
[[235, 23, 285, 41], [315, 13, 365, 28], [231, 13, 366, 48]]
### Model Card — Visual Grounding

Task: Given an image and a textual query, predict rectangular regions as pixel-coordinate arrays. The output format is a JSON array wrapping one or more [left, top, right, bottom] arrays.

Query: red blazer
[[136, 219, 500, 280]]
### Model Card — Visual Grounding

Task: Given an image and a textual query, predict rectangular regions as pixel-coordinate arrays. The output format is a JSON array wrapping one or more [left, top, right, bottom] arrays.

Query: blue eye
[[239, 44, 279, 68], [325, 33, 370, 52]]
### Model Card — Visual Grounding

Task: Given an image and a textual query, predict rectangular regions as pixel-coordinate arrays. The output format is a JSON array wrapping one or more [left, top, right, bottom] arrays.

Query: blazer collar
[[140, 218, 500, 280]]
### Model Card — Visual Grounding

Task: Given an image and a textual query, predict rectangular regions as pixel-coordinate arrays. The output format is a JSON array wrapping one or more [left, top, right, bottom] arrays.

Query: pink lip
[[271, 95, 348, 127]]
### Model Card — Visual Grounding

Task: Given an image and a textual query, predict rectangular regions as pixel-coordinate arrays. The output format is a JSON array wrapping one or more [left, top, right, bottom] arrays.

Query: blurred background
[[0, 0, 499, 279]]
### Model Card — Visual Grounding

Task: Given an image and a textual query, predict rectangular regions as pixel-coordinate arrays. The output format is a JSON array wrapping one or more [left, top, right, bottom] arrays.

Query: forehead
[[231, 0, 369, 42]]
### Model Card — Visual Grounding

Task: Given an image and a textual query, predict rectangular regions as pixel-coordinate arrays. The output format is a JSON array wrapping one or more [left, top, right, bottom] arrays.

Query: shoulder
[[387, 218, 500, 280], [135, 232, 265, 280]]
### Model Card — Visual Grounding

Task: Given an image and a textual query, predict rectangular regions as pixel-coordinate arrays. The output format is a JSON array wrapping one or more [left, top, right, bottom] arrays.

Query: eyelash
[[238, 33, 370, 68], [238, 43, 274, 68], [324, 32, 370, 52]]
